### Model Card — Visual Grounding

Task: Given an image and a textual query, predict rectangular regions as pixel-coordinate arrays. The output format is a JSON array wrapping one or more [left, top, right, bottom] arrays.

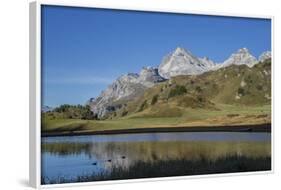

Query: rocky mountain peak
[[158, 47, 215, 79], [237, 47, 250, 54], [259, 51, 271, 62], [173, 47, 191, 56], [87, 46, 267, 119], [221, 48, 258, 68]]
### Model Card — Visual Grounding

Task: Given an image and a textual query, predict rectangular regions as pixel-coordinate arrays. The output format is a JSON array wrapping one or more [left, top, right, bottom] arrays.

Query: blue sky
[[41, 5, 271, 107]]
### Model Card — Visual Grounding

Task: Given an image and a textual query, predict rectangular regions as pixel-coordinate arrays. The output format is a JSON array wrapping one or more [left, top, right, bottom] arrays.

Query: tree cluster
[[45, 104, 96, 120]]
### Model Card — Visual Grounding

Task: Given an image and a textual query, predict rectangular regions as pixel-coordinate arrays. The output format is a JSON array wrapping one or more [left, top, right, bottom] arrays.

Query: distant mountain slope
[[158, 47, 215, 79], [88, 67, 165, 118], [219, 48, 258, 68], [110, 59, 271, 119]]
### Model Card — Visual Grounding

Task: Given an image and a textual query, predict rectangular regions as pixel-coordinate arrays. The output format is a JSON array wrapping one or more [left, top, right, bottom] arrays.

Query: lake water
[[41, 132, 271, 183]]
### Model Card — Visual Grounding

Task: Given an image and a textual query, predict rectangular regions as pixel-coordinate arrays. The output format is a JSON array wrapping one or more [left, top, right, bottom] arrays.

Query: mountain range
[[87, 47, 271, 119]]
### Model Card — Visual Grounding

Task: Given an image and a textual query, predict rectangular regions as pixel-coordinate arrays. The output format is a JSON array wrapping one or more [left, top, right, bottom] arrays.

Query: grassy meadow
[[42, 103, 271, 135]]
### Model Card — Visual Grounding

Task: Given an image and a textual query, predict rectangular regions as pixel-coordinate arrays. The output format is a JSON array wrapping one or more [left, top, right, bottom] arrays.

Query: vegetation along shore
[[42, 155, 271, 184]]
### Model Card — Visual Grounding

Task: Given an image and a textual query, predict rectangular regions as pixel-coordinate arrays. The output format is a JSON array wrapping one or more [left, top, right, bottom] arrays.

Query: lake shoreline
[[41, 123, 271, 137]]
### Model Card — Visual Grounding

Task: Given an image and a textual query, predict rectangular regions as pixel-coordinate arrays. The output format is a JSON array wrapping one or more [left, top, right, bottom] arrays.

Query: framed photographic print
[[29, 1, 273, 188]]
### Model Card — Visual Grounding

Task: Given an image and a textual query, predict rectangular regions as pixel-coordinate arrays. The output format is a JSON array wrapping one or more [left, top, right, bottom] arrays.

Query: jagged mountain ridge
[[159, 47, 270, 78], [218, 48, 258, 68], [88, 47, 271, 119], [88, 67, 166, 118]]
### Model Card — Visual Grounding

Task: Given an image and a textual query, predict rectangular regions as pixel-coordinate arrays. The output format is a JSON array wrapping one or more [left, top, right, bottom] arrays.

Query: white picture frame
[[29, 1, 274, 188]]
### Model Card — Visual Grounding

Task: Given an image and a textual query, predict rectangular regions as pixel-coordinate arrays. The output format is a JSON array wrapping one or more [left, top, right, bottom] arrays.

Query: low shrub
[[168, 85, 187, 98]]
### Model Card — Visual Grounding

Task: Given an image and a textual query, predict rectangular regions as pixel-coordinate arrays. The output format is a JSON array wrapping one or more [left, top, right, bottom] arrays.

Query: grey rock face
[[88, 67, 165, 118], [220, 48, 258, 68], [138, 67, 166, 87], [158, 47, 216, 79], [259, 51, 271, 62], [198, 57, 216, 68]]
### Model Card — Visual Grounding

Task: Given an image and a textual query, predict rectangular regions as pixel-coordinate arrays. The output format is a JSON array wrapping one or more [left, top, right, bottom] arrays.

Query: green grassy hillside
[[109, 59, 271, 119]]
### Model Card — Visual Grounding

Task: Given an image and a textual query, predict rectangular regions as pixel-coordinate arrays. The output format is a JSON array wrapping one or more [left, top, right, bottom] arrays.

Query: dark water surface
[[41, 132, 271, 182]]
